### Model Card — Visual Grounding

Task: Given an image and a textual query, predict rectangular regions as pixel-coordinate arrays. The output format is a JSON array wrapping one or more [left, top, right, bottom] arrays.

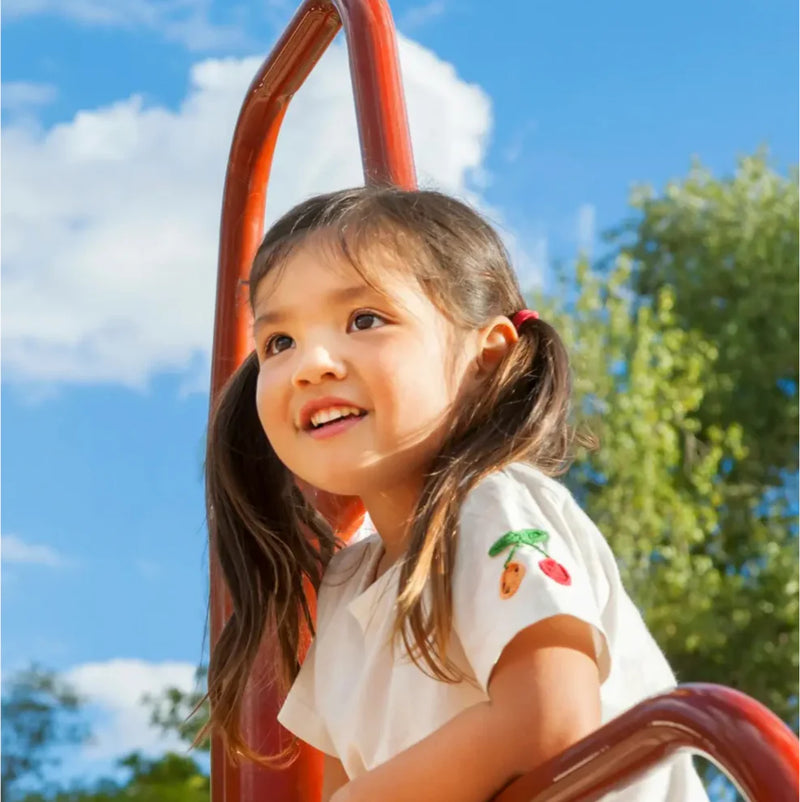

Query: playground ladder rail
[[207, 1, 800, 799]]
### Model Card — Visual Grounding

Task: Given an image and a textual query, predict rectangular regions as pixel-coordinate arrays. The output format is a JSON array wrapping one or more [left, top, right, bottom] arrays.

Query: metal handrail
[[208, 1, 415, 800], [494, 684, 799, 802]]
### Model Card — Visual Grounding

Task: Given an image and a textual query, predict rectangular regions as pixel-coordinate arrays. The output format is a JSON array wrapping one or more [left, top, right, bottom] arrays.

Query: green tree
[[615, 151, 798, 485], [2, 666, 209, 802], [539, 152, 798, 723], [1, 666, 90, 799], [15, 752, 209, 802], [143, 665, 209, 751]]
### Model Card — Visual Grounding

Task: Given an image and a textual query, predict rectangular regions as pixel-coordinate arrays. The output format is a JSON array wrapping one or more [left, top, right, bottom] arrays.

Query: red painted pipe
[[208, 1, 415, 800], [494, 684, 799, 802]]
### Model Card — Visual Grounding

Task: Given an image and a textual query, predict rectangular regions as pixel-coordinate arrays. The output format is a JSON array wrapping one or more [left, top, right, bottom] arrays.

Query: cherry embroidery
[[488, 528, 571, 597], [538, 557, 572, 586]]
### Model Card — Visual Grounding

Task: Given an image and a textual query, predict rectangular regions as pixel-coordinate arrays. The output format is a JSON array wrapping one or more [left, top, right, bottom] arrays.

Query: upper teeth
[[309, 406, 364, 428]]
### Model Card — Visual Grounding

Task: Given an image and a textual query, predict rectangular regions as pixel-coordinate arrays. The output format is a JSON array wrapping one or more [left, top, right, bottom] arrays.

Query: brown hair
[[201, 186, 577, 764]]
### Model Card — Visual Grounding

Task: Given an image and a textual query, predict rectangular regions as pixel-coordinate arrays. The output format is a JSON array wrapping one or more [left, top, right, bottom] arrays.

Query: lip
[[297, 396, 368, 431]]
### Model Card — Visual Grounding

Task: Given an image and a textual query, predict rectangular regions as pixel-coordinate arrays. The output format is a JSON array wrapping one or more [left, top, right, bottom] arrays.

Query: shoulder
[[461, 462, 575, 532], [457, 461, 616, 596], [491, 462, 571, 500]]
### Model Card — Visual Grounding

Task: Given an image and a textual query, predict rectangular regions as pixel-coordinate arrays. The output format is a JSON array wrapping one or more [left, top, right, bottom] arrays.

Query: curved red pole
[[494, 684, 799, 802], [208, 2, 415, 801], [335, 0, 416, 185]]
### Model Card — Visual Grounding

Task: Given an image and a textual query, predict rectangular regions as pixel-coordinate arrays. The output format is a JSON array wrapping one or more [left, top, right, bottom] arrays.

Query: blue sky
[[2, 0, 797, 783]]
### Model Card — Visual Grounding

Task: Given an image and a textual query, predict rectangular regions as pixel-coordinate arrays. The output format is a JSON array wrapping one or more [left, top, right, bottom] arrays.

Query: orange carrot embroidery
[[499, 560, 526, 599]]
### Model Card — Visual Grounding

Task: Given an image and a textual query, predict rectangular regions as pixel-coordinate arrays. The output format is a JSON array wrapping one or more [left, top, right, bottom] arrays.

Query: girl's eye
[[262, 312, 385, 357], [350, 312, 386, 331], [264, 334, 293, 357]]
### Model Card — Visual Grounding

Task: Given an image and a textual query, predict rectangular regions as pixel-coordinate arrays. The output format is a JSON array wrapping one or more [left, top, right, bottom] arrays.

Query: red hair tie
[[511, 309, 539, 331]]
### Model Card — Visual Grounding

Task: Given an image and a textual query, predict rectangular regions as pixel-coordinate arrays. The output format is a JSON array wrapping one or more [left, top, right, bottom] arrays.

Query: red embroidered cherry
[[538, 558, 571, 586]]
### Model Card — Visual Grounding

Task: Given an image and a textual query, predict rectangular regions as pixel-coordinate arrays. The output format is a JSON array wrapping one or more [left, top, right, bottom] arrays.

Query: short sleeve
[[452, 467, 611, 692], [276, 639, 337, 756]]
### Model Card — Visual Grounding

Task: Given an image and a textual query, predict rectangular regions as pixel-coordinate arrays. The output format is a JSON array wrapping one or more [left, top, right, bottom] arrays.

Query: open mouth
[[307, 409, 368, 432]]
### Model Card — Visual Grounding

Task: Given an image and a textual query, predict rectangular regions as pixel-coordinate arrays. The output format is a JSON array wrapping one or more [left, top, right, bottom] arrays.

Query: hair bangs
[[249, 208, 437, 315]]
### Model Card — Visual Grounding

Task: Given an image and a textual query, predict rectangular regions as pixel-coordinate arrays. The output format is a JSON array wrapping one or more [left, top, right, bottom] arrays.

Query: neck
[[361, 475, 424, 567]]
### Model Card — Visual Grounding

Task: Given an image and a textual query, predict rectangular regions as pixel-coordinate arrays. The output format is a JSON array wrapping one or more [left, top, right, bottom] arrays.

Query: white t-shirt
[[278, 462, 709, 800]]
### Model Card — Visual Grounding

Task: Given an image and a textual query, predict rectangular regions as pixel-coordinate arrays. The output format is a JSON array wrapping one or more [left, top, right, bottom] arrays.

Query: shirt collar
[[346, 536, 401, 632]]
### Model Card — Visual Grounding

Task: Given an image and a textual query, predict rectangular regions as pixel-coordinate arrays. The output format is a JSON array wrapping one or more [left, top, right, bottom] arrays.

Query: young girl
[[203, 187, 709, 801]]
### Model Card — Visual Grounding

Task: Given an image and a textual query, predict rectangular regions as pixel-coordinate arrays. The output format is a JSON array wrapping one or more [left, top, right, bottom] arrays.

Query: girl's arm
[[322, 754, 350, 802], [331, 615, 601, 802]]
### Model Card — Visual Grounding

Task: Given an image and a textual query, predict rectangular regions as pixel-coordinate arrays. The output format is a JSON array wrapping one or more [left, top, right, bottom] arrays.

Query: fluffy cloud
[[2, 37, 492, 389], [400, 0, 447, 32], [2, 81, 58, 112], [64, 658, 199, 760], [2, 0, 251, 52], [1, 534, 69, 567]]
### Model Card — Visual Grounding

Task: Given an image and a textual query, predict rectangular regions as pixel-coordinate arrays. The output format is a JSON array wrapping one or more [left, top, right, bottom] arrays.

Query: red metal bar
[[208, 2, 415, 801], [336, 0, 416, 185], [494, 684, 799, 802]]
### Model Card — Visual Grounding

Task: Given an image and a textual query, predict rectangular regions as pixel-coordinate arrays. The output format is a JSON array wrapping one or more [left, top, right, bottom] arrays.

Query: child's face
[[252, 239, 481, 499]]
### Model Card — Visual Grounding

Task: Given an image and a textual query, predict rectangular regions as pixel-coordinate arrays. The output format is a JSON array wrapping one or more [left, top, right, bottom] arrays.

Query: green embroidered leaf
[[517, 528, 550, 550], [488, 528, 550, 558], [488, 530, 522, 557]]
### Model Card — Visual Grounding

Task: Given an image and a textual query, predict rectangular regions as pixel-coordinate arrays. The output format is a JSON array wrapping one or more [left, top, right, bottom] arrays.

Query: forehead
[[252, 236, 425, 317]]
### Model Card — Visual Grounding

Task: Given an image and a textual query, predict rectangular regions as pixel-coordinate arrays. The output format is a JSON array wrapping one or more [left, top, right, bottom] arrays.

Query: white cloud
[[2, 0, 250, 52], [2, 37, 493, 389], [2, 81, 58, 112], [502, 120, 537, 165], [512, 232, 548, 293], [400, 0, 447, 31], [577, 203, 596, 255], [1, 534, 69, 567], [64, 658, 199, 760]]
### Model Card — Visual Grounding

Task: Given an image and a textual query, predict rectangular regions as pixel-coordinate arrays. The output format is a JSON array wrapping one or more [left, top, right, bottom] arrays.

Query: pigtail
[[199, 352, 338, 765], [491, 315, 574, 473], [396, 314, 580, 681]]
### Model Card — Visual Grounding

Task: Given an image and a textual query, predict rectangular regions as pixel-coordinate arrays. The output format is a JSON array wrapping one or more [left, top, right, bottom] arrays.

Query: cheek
[[377, 341, 456, 421], [255, 369, 285, 434]]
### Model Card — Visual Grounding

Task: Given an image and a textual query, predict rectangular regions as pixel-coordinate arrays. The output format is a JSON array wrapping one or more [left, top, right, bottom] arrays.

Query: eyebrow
[[253, 285, 381, 331]]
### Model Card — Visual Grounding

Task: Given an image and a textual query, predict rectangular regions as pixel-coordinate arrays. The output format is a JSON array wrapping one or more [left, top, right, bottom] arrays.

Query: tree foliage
[[2, 667, 209, 802], [617, 151, 798, 484], [1, 666, 90, 800], [15, 753, 209, 802], [543, 152, 798, 723], [143, 665, 209, 752]]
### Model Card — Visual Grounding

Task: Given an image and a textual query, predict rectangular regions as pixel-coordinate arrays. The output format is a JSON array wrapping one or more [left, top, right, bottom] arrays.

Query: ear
[[474, 316, 518, 378]]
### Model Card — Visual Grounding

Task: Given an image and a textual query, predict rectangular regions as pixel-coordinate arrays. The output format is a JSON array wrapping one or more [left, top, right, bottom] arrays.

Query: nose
[[291, 342, 347, 387]]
